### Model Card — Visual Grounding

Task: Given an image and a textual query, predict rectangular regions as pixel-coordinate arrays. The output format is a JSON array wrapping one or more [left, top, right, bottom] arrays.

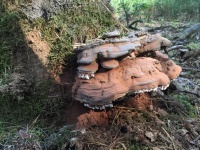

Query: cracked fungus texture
[[72, 32, 181, 108], [72, 55, 181, 106]]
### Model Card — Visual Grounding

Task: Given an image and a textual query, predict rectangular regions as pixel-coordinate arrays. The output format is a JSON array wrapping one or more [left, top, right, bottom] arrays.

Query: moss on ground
[[0, 11, 24, 84], [174, 94, 196, 117], [25, 2, 116, 74], [0, 0, 117, 145]]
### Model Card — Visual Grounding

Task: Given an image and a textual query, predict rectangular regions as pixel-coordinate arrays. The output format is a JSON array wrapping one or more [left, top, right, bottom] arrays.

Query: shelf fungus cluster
[[72, 31, 182, 109]]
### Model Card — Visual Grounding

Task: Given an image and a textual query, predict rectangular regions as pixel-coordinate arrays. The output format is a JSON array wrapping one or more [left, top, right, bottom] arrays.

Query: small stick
[[161, 127, 177, 150], [101, 2, 129, 32], [172, 81, 200, 97], [158, 132, 171, 144], [167, 45, 184, 51], [181, 67, 200, 72], [176, 90, 200, 97], [118, 142, 127, 150]]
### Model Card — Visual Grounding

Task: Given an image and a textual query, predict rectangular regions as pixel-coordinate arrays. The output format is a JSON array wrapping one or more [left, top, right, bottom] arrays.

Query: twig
[[179, 23, 200, 39], [176, 90, 200, 97], [109, 137, 124, 150], [147, 25, 176, 32], [167, 45, 185, 51], [181, 67, 200, 72], [172, 80, 200, 97], [0, 143, 15, 148], [117, 142, 127, 150], [161, 127, 177, 150], [113, 106, 137, 110], [85, 142, 107, 147], [101, 2, 129, 32], [29, 114, 41, 131], [110, 111, 122, 131], [195, 104, 200, 115], [158, 132, 171, 144]]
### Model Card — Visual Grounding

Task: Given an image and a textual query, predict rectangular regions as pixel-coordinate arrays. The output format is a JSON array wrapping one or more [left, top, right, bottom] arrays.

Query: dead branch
[[147, 25, 176, 32], [161, 127, 177, 150], [101, 2, 129, 32], [176, 90, 200, 97], [167, 45, 185, 51], [172, 80, 200, 97], [128, 19, 144, 30], [179, 23, 200, 40], [117, 142, 127, 150], [183, 49, 200, 60], [181, 67, 200, 72]]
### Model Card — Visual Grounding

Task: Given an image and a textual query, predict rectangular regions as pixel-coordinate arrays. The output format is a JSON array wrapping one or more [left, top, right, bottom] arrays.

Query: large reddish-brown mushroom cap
[[72, 55, 181, 106], [73, 32, 181, 109], [153, 51, 182, 80]]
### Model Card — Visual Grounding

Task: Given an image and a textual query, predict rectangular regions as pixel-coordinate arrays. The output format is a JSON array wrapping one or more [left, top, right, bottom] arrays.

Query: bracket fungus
[[100, 60, 119, 69], [77, 62, 98, 79], [72, 31, 181, 109]]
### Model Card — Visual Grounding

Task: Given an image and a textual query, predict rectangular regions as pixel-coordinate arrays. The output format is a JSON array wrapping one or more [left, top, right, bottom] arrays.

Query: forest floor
[[1, 22, 200, 150], [55, 22, 200, 150]]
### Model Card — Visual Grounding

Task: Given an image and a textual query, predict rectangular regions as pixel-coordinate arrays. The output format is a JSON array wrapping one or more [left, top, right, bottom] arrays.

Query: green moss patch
[[24, 2, 117, 74]]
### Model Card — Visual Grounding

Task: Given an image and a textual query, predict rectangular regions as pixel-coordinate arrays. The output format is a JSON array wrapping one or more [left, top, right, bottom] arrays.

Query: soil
[[125, 93, 152, 110], [25, 28, 50, 66], [61, 92, 153, 129], [59, 65, 116, 129], [22, 29, 50, 81], [6, 28, 51, 98]]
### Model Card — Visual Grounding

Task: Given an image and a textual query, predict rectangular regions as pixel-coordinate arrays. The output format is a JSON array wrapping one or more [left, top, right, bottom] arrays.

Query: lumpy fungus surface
[[72, 31, 181, 109]]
